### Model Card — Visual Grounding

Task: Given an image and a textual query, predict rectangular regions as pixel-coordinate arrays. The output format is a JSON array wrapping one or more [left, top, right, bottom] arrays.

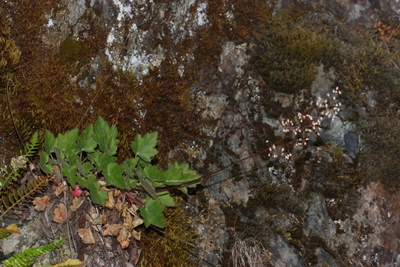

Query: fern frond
[[0, 176, 47, 220], [22, 131, 39, 158], [0, 132, 39, 193], [0, 239, 64, 267]]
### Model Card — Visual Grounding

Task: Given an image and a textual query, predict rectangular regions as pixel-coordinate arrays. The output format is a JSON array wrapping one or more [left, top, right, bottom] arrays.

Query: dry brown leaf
[[131, 216, 144, 229], [70, 197, 84, 212], [122, 208, 143, 229], [106, 191, 115, 209], [78, 228, 95, 244], [132, 229, 141, 241], [33, 195, 50, 211], [52, 203, 66, 223], [117, 227, 131, 249], [113, 189, 121, 197], [54, 184, 66, 197], [114, 202, 124, 212], [92, 214, 107, 225], [102, 224, 122, 237]]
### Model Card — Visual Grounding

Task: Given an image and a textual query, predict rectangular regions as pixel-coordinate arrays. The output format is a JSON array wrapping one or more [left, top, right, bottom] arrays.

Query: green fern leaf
[[1, 239, 64, 267], [23, 131, 39, 157]]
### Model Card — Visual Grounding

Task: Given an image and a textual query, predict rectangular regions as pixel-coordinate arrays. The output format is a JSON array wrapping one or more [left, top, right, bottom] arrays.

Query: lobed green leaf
[[56, 129, 79, 155], [123, 157, 139, 177], [88, 182, 108, 206], [131, 132, 158, 163], [77, 124, 97, 153], [103, 163, 126, 189], [140, 196, 166, 228], [62, 165, 78, 187], [93, 116, 119, 156], [39, 152, 54, 174], [156, 192, 176, 207], [44, 130, 58, 154]]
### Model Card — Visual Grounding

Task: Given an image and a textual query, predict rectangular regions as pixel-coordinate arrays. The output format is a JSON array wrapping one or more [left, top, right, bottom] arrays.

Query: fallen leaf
[[117, 227, 131, 249], [71, 184, 83, 197], [113, 189, 121, 197], [33, 195, 50, 211], [54, 184, 66, 197], [53, 203, 67, 223], [131, 216, 144, 229], [78, 228, 95, 244], [106, 190, 115, 209], [92, 214, 107, 225], [122, 207, 143, 229], [70, 197, 84, 212], [114, 202, 124, 212], [102, 224, 122, 237], [0, 224, 21, 241], [132, 229, 141, 241], [52, 258, 86, 266]]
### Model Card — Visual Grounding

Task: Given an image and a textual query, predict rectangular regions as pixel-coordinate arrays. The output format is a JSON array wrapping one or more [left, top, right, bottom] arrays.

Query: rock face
[[2, 0, 400, 266]]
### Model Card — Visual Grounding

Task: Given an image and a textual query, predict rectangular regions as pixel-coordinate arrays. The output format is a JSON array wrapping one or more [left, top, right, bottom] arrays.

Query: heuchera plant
[[39, 116, 201, 228]]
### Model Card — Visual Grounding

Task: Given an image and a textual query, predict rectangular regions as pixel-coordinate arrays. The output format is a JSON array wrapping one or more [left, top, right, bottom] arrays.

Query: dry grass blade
[[231, 234, 270, 267]]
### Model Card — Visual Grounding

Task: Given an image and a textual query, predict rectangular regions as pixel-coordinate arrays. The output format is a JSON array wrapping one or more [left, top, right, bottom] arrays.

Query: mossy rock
[[252, 11, 400, 100], [253, 16, 334, 94]]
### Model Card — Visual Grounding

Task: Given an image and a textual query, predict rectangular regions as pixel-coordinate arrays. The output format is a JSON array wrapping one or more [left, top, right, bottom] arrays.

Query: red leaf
[[71, 184, 83, 197]]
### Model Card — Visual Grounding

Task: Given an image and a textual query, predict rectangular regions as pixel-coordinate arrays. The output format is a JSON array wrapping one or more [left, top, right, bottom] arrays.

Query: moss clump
[[255, 183, 305, 215], [254, 20, 331, 93], [138, 197, 198, 267], [58, 36, 92, 67]]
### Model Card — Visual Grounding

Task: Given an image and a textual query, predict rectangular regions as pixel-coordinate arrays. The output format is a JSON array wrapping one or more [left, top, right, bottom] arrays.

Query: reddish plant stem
[[136, 120, 318, 196]]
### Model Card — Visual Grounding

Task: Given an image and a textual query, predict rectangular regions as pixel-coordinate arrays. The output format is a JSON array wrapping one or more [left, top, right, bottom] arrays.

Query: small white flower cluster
[[316, 86, 342, 121], [267, 87, 342, 163]]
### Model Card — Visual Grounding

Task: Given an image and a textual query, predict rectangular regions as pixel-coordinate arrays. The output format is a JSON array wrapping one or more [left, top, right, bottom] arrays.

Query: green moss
[[253, 15, 333, 93], [58, 36, 92, 67]]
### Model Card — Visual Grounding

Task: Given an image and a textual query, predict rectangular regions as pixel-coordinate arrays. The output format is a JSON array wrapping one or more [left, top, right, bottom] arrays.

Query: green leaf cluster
[[40, 116, 201, 228]]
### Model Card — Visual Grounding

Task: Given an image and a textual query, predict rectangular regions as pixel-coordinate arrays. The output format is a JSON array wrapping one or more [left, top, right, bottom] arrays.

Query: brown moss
[[0, 0, 60, 158]]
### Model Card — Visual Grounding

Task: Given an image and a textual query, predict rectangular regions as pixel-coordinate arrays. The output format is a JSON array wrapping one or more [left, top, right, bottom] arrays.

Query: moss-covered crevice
[[358, 117, 400, 193], [138, 197, 198, 267]]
